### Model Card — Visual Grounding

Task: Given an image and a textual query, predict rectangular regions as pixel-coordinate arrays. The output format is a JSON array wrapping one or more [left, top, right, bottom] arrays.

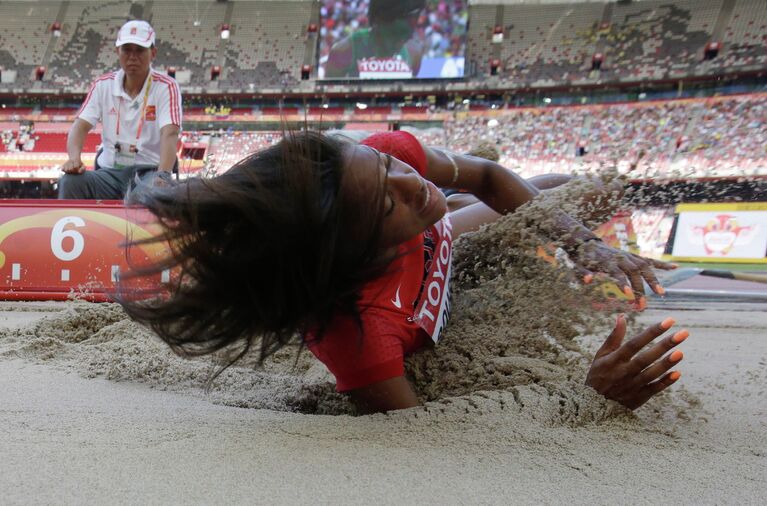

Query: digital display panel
[[318, 0, 467, 80]]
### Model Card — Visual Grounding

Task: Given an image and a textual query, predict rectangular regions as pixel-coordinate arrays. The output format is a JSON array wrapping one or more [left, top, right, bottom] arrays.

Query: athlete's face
[[342, 143, 447, 250], [378, 10, 420, 44], [116, 44, 157, 76]]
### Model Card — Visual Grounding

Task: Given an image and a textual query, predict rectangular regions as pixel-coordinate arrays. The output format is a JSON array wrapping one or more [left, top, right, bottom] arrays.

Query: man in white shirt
[[58, 20, 182, 199]]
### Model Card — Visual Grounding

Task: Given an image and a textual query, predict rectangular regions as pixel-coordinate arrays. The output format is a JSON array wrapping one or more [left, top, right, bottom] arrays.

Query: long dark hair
[[118, 131, 391, 367]]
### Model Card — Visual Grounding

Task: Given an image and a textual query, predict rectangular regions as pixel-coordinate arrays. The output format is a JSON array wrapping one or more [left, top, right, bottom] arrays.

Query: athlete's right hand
[[61, 159, 85, 174], [586, 314, 687, 410]]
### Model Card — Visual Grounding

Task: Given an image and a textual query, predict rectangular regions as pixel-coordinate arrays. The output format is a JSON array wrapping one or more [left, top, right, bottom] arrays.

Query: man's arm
[[61, 118, 94, 174], [157, 124, 180, 173]]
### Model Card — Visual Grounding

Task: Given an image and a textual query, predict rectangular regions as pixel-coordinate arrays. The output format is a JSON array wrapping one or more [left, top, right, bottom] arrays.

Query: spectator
[[58, 20, 182, 199]]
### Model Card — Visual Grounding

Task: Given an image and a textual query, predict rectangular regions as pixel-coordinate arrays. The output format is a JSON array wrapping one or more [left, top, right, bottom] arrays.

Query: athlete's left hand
[[571, 240, 676, 298], [586, 314, 686, 410]]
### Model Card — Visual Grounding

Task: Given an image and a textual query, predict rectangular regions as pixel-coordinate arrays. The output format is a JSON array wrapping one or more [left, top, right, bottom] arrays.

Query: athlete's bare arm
[[422, 146, 540, 237], [348, 376, 420, 414], [421, 144, 674, 294]]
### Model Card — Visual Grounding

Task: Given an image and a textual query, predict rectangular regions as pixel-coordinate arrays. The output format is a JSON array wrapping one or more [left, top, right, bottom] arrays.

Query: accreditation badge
[[113, 142, 138, 169]]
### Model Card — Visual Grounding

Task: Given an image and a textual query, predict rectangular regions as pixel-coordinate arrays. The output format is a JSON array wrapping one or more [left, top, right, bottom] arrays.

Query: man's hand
[[586, 315, 687, 410], [61, 159, 85, 175]]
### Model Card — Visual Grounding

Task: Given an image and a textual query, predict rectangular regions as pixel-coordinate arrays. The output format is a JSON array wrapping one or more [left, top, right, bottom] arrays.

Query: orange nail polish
[[623, 285, 633, 297], [671, 330, 689, 344], [583, 274, 593, 284], [655, 284, 666, 296], [660, 317, 675, 330], [669, 371, 681, 381], [638, 296, 647, 310], [669, 350, 683, 362]]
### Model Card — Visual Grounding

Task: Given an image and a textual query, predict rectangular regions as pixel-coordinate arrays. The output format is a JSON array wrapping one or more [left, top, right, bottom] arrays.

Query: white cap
[[116, 20, 156, 48]]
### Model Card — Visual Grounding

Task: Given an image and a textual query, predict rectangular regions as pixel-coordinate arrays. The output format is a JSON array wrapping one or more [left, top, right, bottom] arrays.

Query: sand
[[0, 298, 765, 504], [1, 187, 766, 503]]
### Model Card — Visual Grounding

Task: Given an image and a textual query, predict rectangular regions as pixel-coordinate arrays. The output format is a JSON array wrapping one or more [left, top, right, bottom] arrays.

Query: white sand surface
[[0, 298, 765, 505]]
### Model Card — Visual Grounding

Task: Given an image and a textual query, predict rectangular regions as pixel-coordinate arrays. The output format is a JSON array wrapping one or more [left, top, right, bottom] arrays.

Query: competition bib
[[413, 217, 453, 343], [358, 57, 413, 79]]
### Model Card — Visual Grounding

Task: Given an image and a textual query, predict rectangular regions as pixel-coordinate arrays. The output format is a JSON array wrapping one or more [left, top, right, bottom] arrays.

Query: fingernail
[[583, 274, 593, 284], [623, 286, 635, 299], [671, 263, 680, 269], [671, 329, 689, 344], [660, 317, 675, 330], [654, 284, 666, 296], [616, 313, 625, 324], [669, 371, 681, 381], [669, 350, 683, 362], [637, 296, 647, 311]]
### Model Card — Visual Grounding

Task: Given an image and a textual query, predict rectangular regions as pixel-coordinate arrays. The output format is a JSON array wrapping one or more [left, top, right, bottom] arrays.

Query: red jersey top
[[306, 131, 454, 391]]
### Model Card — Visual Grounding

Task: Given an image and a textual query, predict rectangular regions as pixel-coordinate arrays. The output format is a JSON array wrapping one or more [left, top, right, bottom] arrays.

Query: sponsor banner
[[414, 217, 453, 344], [358, 57, 413, 79], [669, 203, 767, 263], [0, 200, 168, 300]]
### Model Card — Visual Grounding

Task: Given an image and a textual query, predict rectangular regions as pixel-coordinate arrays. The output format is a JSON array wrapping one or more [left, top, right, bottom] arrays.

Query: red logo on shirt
[[145, 105, 156, 121]]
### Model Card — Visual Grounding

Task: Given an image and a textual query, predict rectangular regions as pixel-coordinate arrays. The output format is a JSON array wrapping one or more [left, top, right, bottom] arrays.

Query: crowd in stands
[[428, 95, 767, 177], [418, 95, 766, 178], [1, 124, 37, 152], [203, 105, 233, 116], [1, 0, 764, 92], [475, 0, 766, 86], [203, 130, 282, 176], [189, 95, 765, 179], [2, 94, 763, 180], [1, 0, 312, 91]]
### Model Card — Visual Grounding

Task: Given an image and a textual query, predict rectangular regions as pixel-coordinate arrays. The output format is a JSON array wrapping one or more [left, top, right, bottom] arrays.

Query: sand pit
[[0, 299, 765, 504], [1, 198, 765, 503]]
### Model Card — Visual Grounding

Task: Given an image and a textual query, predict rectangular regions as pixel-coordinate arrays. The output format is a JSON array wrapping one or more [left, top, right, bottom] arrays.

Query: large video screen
[[318, 0, 467, 80]]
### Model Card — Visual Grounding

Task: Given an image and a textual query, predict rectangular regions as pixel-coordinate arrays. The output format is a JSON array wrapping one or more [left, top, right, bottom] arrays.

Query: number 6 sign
[[51, 216, 86, 262], [0, 199, 169, 301]]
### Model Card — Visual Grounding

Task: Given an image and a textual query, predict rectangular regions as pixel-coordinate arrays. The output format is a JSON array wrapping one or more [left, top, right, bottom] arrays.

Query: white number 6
[[51, 216, 86, 261]]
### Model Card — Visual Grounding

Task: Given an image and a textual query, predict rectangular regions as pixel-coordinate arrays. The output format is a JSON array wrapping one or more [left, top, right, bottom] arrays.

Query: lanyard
[[115, 74, 152, 142]]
